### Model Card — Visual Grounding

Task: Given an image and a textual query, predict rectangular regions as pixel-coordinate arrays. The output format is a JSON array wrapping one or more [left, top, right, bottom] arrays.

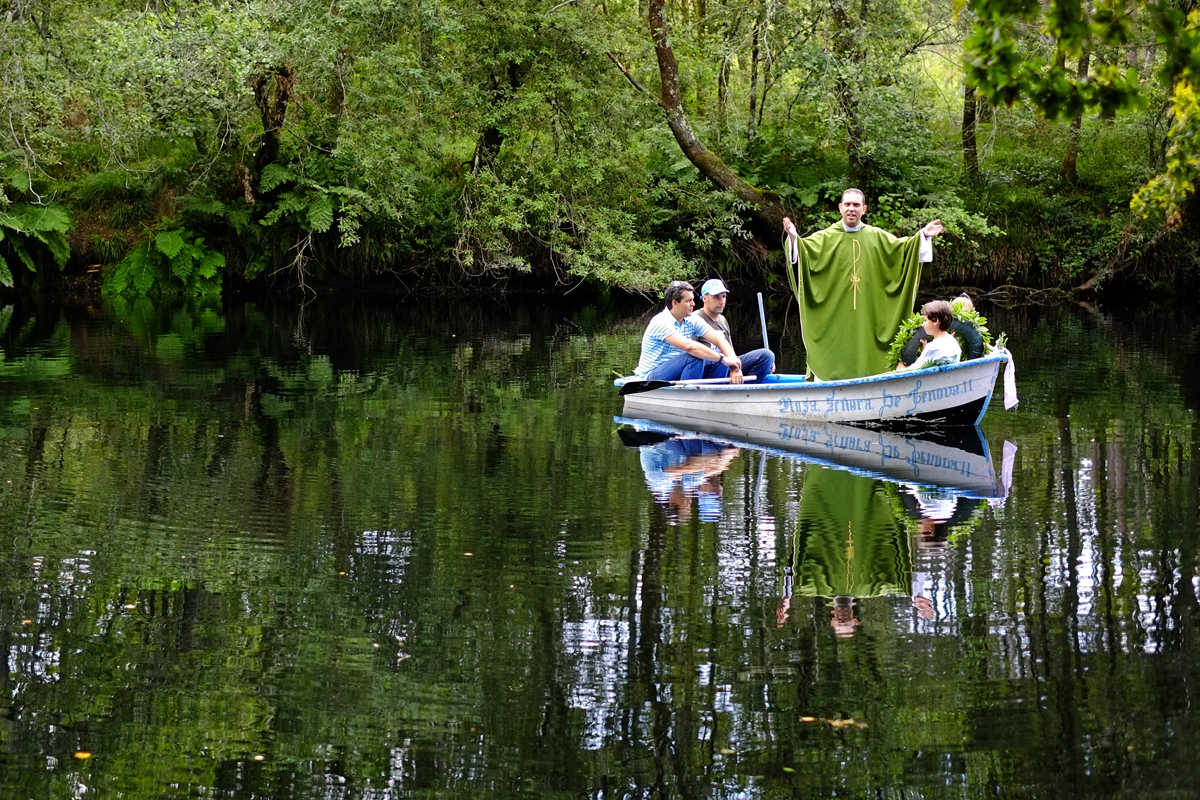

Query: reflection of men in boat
[[634, 281, 744, 383], [689, 278, 775, 384], [639, 436, 740, 524], [781, 189, 944, 381], [775, 469, 910, 634]]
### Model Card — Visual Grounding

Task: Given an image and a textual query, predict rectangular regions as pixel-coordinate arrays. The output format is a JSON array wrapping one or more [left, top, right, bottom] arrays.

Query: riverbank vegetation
[[2, 0, 1198, 298]]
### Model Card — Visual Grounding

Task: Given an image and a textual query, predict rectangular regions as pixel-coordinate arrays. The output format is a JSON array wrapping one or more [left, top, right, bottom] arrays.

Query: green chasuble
[[783, 223, 923, 380], [788, 470, 910, 599]]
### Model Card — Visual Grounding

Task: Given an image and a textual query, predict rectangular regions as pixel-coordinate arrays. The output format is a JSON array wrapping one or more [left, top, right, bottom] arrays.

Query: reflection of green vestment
[[790, 470, 910, 598], [783, 224, 923, 380]]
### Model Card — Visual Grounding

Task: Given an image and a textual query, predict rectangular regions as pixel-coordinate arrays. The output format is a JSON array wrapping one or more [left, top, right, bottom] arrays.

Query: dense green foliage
[[0, 201, 70, 287], [963, 0, 1200, 227], [1, 0, 1198, 295]]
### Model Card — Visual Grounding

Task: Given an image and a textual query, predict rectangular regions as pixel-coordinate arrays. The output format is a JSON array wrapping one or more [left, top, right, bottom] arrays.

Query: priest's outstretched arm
[[781, 216, 944, 264], [918, 219, 943, 263]]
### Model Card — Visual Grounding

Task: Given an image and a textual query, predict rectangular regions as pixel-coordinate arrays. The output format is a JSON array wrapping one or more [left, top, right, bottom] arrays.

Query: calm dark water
[[0, 293, 1197, 799]]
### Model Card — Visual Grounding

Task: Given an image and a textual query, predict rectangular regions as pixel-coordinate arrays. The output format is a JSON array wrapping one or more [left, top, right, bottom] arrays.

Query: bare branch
[[605, 52, 661, 106]]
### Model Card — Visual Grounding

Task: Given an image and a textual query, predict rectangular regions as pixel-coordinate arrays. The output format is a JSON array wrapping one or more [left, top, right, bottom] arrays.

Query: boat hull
[[618, 352, 1006, 428]]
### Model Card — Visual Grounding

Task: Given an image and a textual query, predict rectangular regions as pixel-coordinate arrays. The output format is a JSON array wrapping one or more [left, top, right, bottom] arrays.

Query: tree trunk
[[1061, 46, 1090, 185], [829, 0, 871, 190], [471, 61, 531, 175], [645, 0, 790, 238], [962, 83, 980, 183], [695, 0, 707, 114], [251, 64, 297, 178], [717, 58, 730, 115], [716, 2, 743, 148], [748, 18, 761, 143]]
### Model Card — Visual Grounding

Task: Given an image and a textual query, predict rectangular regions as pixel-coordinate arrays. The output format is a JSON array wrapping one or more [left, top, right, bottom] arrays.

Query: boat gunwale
[[614, 350, 1008, 391]]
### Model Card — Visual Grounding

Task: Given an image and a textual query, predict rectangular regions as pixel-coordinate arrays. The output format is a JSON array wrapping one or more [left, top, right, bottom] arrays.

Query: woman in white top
[[897, 300, 961, 371]]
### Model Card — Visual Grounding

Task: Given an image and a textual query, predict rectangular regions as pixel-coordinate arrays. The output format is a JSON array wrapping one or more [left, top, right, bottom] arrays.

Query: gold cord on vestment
[[850, 239, 862, 310]]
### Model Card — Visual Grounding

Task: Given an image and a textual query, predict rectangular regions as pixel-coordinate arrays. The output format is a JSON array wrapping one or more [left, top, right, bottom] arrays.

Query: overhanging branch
[[605, 52, 661, 106]]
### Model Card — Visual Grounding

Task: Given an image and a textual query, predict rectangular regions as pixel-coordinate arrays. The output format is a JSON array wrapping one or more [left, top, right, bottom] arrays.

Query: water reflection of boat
[[616, 410, 1011, 629], [615, 407, 1008, 498]]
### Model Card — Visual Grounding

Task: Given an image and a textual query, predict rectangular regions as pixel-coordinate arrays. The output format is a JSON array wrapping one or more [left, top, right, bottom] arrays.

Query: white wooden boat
[[616, 350, 1013, 428], [616, 409, 1011, 498]]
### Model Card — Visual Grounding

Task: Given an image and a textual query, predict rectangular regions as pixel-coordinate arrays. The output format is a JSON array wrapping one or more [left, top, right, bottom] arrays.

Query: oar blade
[[618, 380, 670, 396]]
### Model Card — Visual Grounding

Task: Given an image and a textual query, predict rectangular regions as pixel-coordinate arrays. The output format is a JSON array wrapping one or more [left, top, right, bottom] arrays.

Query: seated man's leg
[[647, 351, 730, 382], [737, 348, 776, 383], [682, 354, 729, 381], [645, 351, 693, 382]]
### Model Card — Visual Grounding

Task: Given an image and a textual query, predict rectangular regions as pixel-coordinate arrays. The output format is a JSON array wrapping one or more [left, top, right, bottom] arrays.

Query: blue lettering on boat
[[778, 424, 821, 443], [777, 397, 821, 415], [906, 448, 973, 477], [825, 432, 873, 454], [905, 378, 976, 414], [877, 389, 902, 417], [823, 391, 874, 417]]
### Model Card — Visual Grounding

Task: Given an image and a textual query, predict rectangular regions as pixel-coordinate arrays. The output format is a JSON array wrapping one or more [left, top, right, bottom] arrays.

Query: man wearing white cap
[[633, 280, 745, 383], [690, 278, 776, 384]]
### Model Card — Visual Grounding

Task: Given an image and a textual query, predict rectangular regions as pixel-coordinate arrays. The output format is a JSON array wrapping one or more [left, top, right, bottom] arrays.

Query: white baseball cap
[[701, 279, 730, 297]]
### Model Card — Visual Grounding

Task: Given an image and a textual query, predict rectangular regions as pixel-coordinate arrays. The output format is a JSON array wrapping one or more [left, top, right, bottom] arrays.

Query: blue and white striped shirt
[[634, 309, 713, 377]]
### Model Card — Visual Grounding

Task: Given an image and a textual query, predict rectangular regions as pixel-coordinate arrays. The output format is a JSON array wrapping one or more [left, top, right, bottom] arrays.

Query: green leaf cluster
[[886, 305, 996, 369], [1132, 72, 1200, 226], [0, 203, 71, 287], [104, 227, 224, 297]]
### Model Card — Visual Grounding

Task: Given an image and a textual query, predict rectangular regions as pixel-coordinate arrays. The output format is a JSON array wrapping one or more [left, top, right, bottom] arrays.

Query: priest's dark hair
[[663, 281, 695, 309], [921, 299, 954, 332]]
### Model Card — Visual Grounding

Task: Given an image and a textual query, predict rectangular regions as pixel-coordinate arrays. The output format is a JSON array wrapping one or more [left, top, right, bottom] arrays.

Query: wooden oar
[[618, 375, 758, 396]]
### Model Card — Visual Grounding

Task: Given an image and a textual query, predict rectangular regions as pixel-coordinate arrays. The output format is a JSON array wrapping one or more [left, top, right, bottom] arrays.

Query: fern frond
[[179, 197, 226, 217], [11, 239, 36, 273], [259, 163, 296, 193], [28, 229, 70, 267], [170, 248, 195, 281], [197, 250, 225, 279], [244, 251, 269, 279], [25, 205, 71, 234], [133, 256, 157, 294], [307, 193, 334, 233], [155, 230, 186, 259]]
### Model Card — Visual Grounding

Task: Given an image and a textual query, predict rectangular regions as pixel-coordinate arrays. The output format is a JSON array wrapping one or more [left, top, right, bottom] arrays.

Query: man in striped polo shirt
[[634, 281, 744, 383]]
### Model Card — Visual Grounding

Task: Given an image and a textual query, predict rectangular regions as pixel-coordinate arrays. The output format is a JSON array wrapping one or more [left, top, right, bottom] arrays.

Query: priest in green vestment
[[782, 189, 944, 380]]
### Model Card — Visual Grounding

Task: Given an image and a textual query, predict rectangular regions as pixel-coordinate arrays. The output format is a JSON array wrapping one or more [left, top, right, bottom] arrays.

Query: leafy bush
[[104, 227, 224, 297], [0, 203, 72, 287]]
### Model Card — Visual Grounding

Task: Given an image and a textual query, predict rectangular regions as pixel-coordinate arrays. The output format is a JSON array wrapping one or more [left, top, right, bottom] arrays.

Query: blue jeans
[[646, 348, 775, 383], [736, 348, 775, 383]]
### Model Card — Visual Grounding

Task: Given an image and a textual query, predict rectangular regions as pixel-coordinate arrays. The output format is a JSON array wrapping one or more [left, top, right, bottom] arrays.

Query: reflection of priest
[[782, 189, 944, 380], [787, 469, 910, 599]]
